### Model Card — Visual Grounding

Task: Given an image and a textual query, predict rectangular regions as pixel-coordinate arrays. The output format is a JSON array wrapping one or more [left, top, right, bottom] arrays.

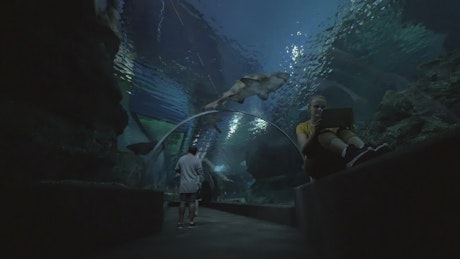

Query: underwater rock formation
[[360, 51, 460, 148], [1, 0, 134, 184]]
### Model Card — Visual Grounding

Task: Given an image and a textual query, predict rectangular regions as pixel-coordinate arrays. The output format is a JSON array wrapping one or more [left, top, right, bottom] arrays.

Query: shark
[[203, 72, 290, 110]]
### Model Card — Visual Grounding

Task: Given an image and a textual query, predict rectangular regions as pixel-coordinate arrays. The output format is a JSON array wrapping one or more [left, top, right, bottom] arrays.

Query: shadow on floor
[[89, 206, 313, 259]]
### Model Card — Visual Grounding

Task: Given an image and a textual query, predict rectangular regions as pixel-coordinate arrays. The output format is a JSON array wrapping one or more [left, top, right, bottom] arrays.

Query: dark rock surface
[[0, 1, 136, 184], [0, 3, 161, 257]]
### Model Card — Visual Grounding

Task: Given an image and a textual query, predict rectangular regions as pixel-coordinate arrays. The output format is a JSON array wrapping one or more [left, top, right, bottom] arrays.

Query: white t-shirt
[[175, 153, 203, 193]]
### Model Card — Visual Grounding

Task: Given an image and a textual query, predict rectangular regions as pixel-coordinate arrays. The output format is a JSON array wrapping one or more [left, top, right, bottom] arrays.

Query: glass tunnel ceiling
[[114, 0, 460, 203]]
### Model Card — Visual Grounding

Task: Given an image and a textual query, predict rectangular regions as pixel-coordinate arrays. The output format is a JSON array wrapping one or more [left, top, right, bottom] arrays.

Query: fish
[[203, 72, 290, 110]]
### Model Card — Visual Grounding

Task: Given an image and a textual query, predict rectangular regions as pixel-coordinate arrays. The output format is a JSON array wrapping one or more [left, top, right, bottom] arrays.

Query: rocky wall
[[0, 1, 139, 184], [360, 50, 460, 149]]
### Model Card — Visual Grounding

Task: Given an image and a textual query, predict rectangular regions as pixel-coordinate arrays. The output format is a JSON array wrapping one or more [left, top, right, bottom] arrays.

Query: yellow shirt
[[296, 121, 314, 138], [296, 121, 341, 138]]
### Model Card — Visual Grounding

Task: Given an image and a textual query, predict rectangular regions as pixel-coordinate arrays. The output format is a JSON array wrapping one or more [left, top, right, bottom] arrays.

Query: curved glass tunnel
[[128, 110, 305, 205]]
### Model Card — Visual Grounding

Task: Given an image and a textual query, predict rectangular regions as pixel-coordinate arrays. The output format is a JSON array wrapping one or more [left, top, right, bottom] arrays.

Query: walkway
[[89, 206, 312, 259]]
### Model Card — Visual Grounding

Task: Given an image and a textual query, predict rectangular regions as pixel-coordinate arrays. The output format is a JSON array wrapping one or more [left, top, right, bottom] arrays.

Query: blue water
[[113, 0, 459, 200]]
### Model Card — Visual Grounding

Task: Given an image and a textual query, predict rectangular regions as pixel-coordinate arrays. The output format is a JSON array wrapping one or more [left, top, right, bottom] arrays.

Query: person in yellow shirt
[[296, 95, 390, 179]]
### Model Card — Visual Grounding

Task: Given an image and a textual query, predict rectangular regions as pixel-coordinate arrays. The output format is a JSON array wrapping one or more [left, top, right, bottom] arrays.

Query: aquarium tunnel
[[113, 0, 460, 205], [2, 0, 460, 256]]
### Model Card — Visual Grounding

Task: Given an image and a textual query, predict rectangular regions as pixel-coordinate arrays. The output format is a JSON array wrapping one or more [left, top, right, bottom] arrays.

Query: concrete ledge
[[2, 182, 164, 257], [295, 127, 460, 258], [203, 202, 297, 227]]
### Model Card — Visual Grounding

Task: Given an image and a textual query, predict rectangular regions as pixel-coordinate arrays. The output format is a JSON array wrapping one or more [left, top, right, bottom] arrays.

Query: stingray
[[203, 72, 290, 110]]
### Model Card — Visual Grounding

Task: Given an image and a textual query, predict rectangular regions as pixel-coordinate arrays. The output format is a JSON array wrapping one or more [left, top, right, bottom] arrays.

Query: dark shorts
[[180, 193, 197, 205]]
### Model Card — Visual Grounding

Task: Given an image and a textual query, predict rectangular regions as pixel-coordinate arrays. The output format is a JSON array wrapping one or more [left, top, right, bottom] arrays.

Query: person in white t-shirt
[[174, 145, 203, 228]]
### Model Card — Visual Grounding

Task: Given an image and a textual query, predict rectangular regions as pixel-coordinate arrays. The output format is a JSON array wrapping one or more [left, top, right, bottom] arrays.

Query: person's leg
[[337, 128, 376, 167], [178, 193, 187, 227], [188, 193, 197, 226], [318, 131, 348, 155], [195, 200, 199, 216], [320, 129, 375, 167], [179, 203, 186, 222], [195, 189, 201, 216], [338, 129, 365, 148], [189, 203, 196, 221]]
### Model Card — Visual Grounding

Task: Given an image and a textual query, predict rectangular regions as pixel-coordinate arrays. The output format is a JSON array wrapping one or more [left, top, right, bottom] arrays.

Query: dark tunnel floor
[[88, 206, 312, 259]]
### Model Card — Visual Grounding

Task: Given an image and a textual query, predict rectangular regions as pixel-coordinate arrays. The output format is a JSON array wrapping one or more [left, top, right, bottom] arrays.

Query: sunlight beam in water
[[225, 113, 243, 141]]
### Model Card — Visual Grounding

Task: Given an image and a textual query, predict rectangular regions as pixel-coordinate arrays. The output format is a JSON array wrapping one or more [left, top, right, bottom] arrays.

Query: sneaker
[[176, 223, 184, 229], [372, 143, 392, 156], [344, 145, 376, 168], [188, 222, 196, 228]]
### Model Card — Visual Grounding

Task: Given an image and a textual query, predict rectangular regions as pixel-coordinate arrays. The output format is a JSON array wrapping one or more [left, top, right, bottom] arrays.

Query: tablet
[[319, 107, 354, 129]]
